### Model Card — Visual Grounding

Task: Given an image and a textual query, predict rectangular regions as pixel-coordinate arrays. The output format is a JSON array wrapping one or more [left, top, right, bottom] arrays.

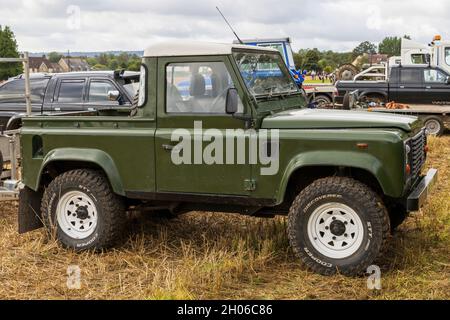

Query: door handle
[[400, 86, 405, 89], [426, 86, 431, 89]]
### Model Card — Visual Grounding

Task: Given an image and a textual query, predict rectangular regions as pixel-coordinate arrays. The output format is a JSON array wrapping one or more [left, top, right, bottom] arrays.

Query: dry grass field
[[0, 136, 448, 300]]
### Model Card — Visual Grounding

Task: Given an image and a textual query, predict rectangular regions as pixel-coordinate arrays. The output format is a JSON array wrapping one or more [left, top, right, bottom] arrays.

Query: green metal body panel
[[21, 118, 156, 195], [19, 51, 422, 208]]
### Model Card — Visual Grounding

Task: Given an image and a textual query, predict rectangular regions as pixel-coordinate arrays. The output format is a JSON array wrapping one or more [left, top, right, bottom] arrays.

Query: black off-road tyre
[[41, 169, 127, 251], [423, 116, 444, 136], [287, 177, 390, 276]]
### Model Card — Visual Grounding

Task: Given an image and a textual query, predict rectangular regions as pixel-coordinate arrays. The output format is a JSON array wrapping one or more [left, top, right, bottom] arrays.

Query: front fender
[[276, 150, 402, 203], [36, 148, 125, 196]]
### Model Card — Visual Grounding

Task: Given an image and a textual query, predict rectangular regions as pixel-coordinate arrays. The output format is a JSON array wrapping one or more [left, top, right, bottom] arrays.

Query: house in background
[[29, 56, 52, 73], [58, 57, 90, 72], [368, 54, 389, 65], [29, 56, 90, 73]]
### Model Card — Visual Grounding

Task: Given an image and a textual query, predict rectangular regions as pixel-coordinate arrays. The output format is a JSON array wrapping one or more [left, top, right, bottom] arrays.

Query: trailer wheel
[[313, 95, 332, 108], [41, 169, 127, 251], [287, 177, 390, 276], [423, 116, 444, 136]]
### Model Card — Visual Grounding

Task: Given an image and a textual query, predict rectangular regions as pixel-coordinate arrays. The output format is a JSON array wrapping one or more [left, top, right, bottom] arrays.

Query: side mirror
[[107, 90, 120, 101], [225, 88, 239, 114]]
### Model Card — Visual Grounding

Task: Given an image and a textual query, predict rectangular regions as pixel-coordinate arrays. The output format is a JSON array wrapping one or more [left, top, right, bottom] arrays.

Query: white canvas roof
[[143, 42, 278, 57]]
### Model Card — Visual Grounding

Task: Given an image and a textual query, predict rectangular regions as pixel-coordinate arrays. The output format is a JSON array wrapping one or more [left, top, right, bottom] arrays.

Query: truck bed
[[369, 104, 450, 115]]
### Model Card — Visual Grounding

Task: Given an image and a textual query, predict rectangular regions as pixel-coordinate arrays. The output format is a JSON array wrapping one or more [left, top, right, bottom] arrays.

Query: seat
[[189, 73, 210, 112]]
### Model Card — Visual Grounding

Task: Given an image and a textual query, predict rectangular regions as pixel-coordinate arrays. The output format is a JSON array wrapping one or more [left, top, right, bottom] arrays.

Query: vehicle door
[[422, 68, 450, 105], [84, 78, 131, 111], [154, 56, 252, 195], [51, 78, 87, 112], [0, 78, 49, 114], [391, 68, 424, 104]]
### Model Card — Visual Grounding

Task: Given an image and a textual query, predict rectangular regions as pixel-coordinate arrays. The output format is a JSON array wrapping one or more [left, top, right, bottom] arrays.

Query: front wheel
[[287, 177, 390, 276], [41, 169, 127, 251]]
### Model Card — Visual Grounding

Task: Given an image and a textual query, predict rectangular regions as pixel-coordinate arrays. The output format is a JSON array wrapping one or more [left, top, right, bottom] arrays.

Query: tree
[[303, 48, 321, 71], [379, 35, 411, 57], [0, 25, 22, 80], [352, 41, 377, 58], [324, 66, 333, 74], [92, 64, 108, 71], [48, 52, 63, 63], [108, 59, 119, 70]]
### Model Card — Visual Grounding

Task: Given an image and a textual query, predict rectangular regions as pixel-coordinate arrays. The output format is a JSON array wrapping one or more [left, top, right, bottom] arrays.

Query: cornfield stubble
[[0, 136, 448, 299]]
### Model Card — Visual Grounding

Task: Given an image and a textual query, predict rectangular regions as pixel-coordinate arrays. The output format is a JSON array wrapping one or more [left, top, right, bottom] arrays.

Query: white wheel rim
[[425, 120, 441, 135], [56, 191, 98, 240], [307, 203, 365, 259]]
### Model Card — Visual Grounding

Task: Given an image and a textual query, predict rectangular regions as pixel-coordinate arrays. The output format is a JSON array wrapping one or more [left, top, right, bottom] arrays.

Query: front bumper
[[406, 169, 438, 212]]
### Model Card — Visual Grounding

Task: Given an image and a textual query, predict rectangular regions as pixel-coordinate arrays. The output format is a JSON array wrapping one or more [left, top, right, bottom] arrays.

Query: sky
[[0, 0, 449, 53]]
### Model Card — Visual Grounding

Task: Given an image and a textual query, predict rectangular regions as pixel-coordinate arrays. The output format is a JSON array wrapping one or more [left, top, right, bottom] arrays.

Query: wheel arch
[[359, 90, 388, 100], [276, 151, 397, 206], [310, 93, 333, 103], [34, 148, 125, 196]]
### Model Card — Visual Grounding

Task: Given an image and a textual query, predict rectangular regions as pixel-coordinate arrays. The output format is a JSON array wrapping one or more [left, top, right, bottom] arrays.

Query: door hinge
[[244, 179, 257, 191]]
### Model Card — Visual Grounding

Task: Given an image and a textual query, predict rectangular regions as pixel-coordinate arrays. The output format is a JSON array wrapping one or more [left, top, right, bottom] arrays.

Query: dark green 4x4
[[18, 43, 437, 276]]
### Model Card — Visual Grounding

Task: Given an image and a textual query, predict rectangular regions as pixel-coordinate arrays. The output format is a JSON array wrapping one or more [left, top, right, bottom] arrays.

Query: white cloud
[[0, 0, 448, 52]]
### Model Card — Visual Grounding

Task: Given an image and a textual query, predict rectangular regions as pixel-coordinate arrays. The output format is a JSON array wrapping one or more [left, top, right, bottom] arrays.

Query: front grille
[[409, 129, 427, 179]]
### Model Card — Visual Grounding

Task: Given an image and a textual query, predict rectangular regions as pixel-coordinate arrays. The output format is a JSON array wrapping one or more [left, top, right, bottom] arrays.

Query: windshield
[[233, 51, 298, 97]]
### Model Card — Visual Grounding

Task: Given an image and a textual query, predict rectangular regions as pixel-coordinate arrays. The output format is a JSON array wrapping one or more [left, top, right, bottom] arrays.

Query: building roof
[[29, 56, 51, 69], [143, 42, 278, 57], [60, 57, 90, 70], [49, 62, 61, 71]]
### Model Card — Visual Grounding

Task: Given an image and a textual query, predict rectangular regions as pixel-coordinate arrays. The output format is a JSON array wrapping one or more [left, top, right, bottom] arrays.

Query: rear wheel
[[287, 177, 390, 276], [423, 116, 444, 136], [41, 169, 127, 250]]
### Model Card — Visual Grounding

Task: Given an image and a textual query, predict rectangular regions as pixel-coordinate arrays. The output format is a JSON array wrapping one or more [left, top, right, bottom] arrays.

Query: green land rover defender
[[18, 43, 437, 276]]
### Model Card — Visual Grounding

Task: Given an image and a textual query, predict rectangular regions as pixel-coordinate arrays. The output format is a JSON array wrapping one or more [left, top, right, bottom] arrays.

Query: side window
[[57, 80, 85, 103], [445, 47, 450, 66], [166, 62, 243, 114], [411, 54, 430, 64], [0, 79, 49, 103], [400, 69, 422, 84], [88, 80, 117, 102], [424, 69, 447, 83]]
